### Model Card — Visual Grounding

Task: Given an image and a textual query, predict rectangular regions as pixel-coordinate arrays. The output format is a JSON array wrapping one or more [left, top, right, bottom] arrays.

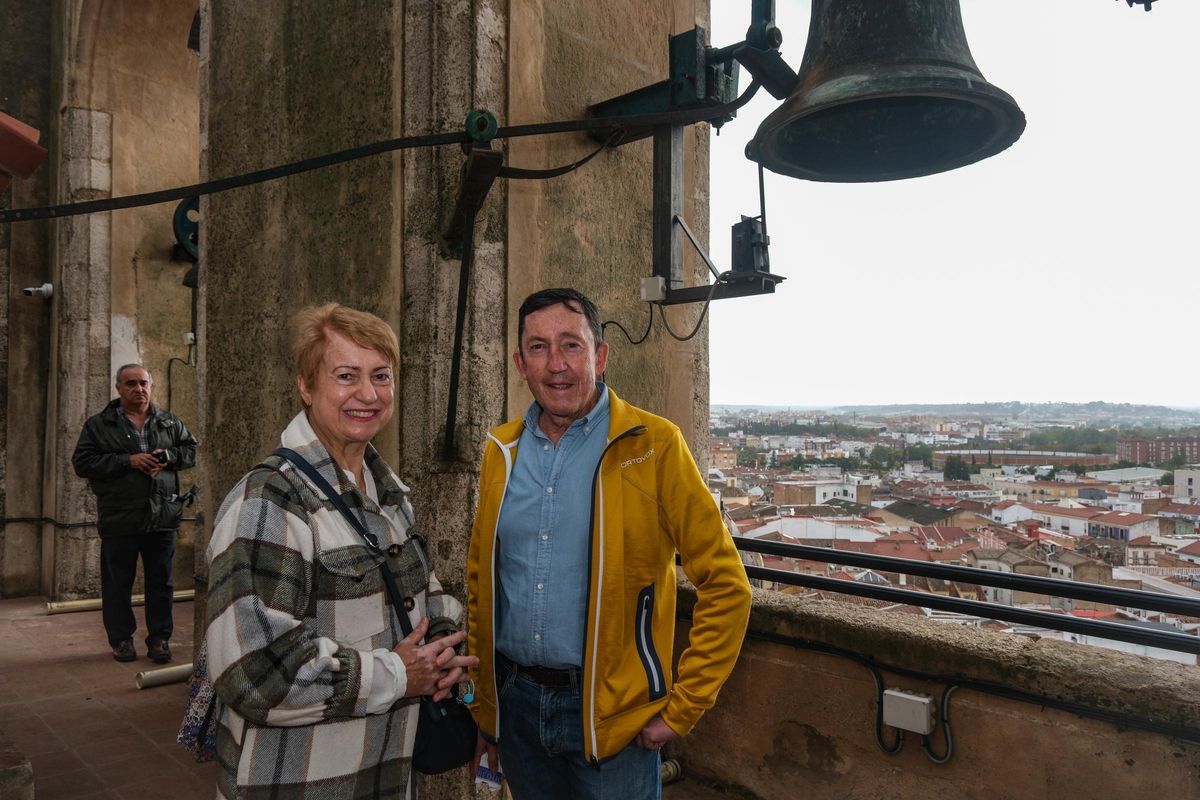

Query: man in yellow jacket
[[467, 288, 751, 799]]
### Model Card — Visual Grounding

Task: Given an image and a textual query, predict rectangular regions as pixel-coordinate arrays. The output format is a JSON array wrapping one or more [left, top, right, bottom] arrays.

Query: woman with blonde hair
[[206, 303, 475, 799]]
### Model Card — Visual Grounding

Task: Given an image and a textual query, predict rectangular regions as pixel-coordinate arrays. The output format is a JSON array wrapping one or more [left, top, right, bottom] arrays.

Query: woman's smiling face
[[298, 330, 395, 461]]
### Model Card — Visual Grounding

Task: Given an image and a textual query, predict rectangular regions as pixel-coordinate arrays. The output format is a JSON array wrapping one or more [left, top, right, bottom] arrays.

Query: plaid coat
[[206, 412, 461, 799]]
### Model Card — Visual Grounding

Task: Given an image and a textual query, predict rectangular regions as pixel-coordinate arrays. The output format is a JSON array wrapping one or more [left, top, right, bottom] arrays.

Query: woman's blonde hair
[[292, 303, 400, 394]]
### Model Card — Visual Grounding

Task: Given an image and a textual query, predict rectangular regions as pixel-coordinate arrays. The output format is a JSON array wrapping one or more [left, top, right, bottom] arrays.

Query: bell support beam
[[651, 124, 685, 291]]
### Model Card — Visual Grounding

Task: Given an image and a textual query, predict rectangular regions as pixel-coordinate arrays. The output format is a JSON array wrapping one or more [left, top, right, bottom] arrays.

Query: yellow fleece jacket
[[466, 387, 752, 763]]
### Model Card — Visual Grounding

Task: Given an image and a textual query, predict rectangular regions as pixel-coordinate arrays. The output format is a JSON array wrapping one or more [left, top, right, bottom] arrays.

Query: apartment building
[[1116, 436, 1200, 465]]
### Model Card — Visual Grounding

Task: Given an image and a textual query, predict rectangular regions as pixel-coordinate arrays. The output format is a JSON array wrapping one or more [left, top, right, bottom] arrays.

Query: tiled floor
[[0, 597, 215, 800], [0, 596, 733, 800]]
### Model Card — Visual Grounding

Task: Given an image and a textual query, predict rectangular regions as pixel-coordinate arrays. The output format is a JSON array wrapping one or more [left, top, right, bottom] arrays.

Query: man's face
[[515, 302, 608, 427], [116, 367, 153, 413]]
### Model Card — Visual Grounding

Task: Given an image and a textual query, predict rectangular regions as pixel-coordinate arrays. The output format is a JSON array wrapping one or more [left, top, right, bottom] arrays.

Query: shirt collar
[[525, 381, 610, 439], [116, 404, 155, 421]]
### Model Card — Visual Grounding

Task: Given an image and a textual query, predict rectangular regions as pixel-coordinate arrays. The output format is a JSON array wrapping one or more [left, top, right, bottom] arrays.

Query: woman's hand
[[393, 618, 479, 699]]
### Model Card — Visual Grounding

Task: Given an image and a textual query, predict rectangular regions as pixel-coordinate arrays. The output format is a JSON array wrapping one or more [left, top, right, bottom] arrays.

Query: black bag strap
[[272, 447, 415, 638]]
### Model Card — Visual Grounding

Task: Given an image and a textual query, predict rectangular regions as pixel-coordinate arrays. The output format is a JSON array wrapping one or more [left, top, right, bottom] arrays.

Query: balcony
[[664, 543, 1200, 798], [2, 553, 1197, 799]]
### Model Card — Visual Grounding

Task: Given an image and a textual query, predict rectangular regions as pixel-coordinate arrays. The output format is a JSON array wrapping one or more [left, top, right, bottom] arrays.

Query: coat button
[[387, 543, 402, 558], [403, 597, 415, 612]]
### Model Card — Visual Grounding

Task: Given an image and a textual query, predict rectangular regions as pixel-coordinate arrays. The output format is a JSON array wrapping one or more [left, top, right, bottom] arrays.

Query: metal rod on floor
[[45, 588, 195, 615], [135, 662, 194, 690]]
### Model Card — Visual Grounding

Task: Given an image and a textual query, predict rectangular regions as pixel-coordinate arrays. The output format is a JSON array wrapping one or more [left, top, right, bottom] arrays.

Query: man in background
[[73, 364, 197, 663]]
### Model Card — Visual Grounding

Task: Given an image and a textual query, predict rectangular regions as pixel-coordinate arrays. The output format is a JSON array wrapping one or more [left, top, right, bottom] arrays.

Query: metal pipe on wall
[[45, 588, 195, 615]]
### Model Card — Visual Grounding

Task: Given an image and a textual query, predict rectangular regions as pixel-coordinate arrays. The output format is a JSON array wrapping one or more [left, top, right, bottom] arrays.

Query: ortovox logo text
[[621, 448, 655, 468]]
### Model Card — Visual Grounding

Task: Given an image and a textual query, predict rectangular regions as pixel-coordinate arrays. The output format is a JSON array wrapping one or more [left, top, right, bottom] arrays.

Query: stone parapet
[[672, 584, 1200, 799]]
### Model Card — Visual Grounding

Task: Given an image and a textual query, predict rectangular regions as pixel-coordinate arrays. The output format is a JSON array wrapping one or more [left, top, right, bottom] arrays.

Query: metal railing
[[732, 537, 1200, 656]]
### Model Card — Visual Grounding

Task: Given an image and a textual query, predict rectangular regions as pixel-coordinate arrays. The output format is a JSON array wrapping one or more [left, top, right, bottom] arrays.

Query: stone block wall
[[671, 586, 1200, 799]]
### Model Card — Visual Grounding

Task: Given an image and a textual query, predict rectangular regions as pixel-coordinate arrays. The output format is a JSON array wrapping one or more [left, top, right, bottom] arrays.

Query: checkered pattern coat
[[206, 412, 461, 799]]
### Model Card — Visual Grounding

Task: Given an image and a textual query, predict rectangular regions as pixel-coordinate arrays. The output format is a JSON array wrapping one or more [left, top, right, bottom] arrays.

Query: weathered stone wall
[[0, 0, 53, 598], [201, 2, 711, 797], [672, 586, 1200, 799], [507, 0, 711, 456], [54, 0, 200, 600], [0, 0, 199, 599]]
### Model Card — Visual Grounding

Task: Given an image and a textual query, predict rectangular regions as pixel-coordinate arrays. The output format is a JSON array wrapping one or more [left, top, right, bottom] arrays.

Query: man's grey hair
[[114, 363, 151, 383]]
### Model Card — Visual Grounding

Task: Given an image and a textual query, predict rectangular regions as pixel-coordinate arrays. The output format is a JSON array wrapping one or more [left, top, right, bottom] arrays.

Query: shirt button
[[533, 633, 541, 641], [546, 486, 554, 494], [536, 583, 544, 590], [543, 444, 549, 451], [541, 533, 549, 541]]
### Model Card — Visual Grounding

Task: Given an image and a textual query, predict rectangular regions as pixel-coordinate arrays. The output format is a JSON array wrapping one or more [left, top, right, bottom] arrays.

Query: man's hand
[[129, 452, 162, 476], [392, 618, 478, 700], [470, 731, 500, 780], [634, 714, 678, 751]]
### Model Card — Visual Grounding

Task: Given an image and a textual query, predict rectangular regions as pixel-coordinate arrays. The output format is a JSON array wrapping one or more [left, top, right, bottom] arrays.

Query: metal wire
[[602, 303, 655, 346], [656, 272, 734, 342], [0, 82, 763, 224]]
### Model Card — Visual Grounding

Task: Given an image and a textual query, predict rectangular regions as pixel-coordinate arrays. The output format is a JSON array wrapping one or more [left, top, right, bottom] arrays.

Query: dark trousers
[[100, 531, 176, 647]]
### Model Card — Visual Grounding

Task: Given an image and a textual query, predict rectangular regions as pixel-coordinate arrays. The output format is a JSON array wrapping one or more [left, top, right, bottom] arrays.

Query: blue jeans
[[497, 658, 661, 800]]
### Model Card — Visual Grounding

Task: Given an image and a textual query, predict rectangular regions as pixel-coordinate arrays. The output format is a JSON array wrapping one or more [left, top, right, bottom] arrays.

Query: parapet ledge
[[677, 579, 1200, 730]]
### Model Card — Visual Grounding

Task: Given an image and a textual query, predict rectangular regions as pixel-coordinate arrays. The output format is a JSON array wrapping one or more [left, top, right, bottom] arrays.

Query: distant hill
[[825, 401, 1200, 427], [711, 401, 1200, 427]]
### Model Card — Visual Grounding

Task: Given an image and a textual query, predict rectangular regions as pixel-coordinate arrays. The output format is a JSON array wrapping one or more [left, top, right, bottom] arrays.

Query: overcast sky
[[707, 1, 1197, 409]]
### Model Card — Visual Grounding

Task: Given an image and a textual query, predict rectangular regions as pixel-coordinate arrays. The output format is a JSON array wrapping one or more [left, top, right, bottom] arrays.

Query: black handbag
[[273, 448, 478, 775]]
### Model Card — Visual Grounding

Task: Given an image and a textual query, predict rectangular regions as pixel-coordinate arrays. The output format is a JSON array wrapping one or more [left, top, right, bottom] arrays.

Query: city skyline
[[707, 1, 1198, 408]]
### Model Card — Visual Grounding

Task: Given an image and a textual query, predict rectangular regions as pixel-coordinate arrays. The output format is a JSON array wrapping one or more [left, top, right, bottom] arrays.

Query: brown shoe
[[112, 640, 136, 662], [147, 639, 171, 664]]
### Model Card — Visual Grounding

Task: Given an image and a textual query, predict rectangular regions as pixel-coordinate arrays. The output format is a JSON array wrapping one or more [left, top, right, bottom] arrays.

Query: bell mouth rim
[[748, 74, 1027, 183]]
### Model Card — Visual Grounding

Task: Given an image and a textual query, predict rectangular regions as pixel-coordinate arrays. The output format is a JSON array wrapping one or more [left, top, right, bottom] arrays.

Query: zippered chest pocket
[[635, 584, 667, 701]]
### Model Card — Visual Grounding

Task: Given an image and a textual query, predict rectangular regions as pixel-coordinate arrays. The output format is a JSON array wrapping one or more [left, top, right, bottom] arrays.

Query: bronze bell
[[747, 0, 1025, 183]]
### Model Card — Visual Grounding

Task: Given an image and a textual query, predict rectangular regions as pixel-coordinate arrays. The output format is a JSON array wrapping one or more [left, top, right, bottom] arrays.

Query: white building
[[1086, 466, 1168, 485], [745, 517, 883, 543], [991, 500, 1035, 526], [1088, 511, 1160, 543], [1174, 468, 1200, 502], [1027, 503, 1106, 537]]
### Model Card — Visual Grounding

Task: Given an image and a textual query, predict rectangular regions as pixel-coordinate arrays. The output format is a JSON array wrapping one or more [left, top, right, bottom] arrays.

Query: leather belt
[[497, 652, 579, 688]]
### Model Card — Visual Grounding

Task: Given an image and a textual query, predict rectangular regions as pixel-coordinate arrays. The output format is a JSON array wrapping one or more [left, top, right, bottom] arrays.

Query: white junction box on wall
[[882, 689, 935, 734]]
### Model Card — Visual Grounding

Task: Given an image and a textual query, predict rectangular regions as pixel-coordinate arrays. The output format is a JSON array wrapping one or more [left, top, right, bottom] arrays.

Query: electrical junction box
[[640, 276, 666, 302], [882, 689, 935, 735]]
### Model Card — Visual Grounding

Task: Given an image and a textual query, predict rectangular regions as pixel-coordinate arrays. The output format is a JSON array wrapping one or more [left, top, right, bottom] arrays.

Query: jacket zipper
[[636, 585, 665, 699], [584, 424, 645, 766], [487, 432, 517, 743]]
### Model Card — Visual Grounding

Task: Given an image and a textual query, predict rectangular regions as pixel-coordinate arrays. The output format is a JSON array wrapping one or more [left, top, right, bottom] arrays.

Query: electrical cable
[[868, 662, 905, 755], [921, 685, 959, 764], [0, 81, 762, 224], [656, 271, 734, 342], [0, 515, 200, 527], [602, 302, 655, 346], [167, 345, 196, 413], [678, 612, 1200, 749], [498, 130, 625, 180]]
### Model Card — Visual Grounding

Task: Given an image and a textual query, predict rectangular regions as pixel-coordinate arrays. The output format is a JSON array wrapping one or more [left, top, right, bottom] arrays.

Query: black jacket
[[72, 400, 198, 537]]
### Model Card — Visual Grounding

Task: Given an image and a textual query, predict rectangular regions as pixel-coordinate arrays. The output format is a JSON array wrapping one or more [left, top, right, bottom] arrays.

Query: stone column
[[0, 0, 53, 599], [45, 107, 113, 599]]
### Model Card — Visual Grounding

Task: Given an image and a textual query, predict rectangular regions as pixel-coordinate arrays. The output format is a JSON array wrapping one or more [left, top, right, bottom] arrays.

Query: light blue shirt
[[495, 383, 611, 668]]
